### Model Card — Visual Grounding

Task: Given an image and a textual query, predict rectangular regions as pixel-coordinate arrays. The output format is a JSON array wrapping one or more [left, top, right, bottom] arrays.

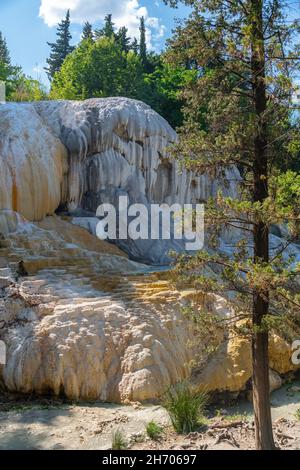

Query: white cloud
[[39, 0, 166, 48]]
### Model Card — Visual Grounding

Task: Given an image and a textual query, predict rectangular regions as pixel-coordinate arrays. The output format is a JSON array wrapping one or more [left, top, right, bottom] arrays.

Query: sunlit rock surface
[[0, 98, 240, 264], [0, 99, 299, 403], [0, 211, 299, 402], [0, 211, 192, 401], [0, 104, 68, 221]]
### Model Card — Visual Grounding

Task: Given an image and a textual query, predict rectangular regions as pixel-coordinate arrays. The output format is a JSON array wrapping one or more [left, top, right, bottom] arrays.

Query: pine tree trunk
[[250, 0, 276, 450], [252, 226, 275, 450]]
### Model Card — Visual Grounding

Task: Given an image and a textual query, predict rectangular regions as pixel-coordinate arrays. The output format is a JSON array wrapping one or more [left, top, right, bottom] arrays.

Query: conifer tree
[[0, 32, 11, 68], [164, 0, 300, 450], [45, 10, 74, 81], [82, 21, 93, 41], [139, 17, 147, 67], [116, 27, 131, 53], [0, 31, 20, 94], [131, 37, 139, 55], [95, 14, 115, 39]]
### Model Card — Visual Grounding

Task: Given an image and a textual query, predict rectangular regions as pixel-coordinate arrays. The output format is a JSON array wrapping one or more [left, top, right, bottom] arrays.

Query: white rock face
[[0, 209, 299, 402], [0, 98, 240, 264], [0, 212, 193, 402], [0, 104, 68, 221]]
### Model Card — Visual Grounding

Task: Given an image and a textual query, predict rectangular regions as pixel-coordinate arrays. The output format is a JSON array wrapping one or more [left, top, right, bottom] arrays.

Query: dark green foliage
[[45, 10, 74, 80], [141, 61, 197, 128], [131, 37, 139, 55], [145, 421, 164, 441], [95, 14, 115, 39], [116, 27, 131, 53], [0, 31, 19, 91], [139, 17, 147, 68], [0, 31, 11, 68], [82, 22, 93, 41]]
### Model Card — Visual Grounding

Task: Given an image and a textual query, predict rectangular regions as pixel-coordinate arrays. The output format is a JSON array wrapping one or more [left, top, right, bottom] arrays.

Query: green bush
[[163, 382, 208, 434], [146, 421, 164, 441], [295, 408, 300, 420], [111, 429, 127, 450]]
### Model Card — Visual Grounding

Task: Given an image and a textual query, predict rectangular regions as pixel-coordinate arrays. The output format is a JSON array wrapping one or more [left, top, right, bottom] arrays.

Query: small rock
[[269, 369, 282, 393]]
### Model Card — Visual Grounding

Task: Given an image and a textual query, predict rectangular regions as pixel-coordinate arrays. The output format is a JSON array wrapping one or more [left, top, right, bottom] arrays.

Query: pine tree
[[95, 14, 115, 39], [139, 17, 147, 68], [164, 0, 300, 450], [82, 22, 93, 41], [0, 31, 19, 90], [116, 27, 131, 53], [131, 37, 139, 55], [45, 10, 74, 81], [0, 31, 11, 68]]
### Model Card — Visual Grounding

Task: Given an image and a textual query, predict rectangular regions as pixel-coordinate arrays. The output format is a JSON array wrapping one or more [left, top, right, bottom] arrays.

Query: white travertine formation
[[0, 212, 193, 401], [1, 99, 298, 403], [1, 211, 299, 402], [0, 98, 240, 263], [0, 103, 68, 221]]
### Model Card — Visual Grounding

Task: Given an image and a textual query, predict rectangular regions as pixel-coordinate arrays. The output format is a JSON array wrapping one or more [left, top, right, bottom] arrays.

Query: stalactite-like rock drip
[[34, 97, 239, 211], [0, 103, 68, 221], [1, 98, 240, 263]]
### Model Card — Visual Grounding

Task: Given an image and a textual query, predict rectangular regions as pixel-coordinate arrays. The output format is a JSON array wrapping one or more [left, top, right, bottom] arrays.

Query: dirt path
[[0, 381, 299, 450]]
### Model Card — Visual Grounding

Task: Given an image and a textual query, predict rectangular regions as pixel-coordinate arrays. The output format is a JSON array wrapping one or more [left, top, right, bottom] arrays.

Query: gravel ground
[[0, 381, 299, 450]]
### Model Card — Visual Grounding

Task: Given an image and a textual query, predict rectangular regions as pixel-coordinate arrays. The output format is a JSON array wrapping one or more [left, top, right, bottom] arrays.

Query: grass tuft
[[163, 382, 208, 434], [111, 429, 127, 450], [145, 421, 164, 441]]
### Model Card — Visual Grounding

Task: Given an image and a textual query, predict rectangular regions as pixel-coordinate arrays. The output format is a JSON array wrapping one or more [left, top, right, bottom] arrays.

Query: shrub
[[163, 382, 208, 434], [146, 421, 164, 441], [295, 408, 300, 420], [111, 429, 127, 450]]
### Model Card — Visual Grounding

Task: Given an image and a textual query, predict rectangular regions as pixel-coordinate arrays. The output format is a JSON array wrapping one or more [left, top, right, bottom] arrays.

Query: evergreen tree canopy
[[131, 37, 139, 55], [82, 22, 94, 41], [139, 17, 147, 68], [0, 31, 22, 97], [164, 0, 300, 450], [116, 27, 131, 53], [45, 10, 74, 80], [95, 14, 115, 39], [0, 32, 11, 67], [0, 31, 15, 84]]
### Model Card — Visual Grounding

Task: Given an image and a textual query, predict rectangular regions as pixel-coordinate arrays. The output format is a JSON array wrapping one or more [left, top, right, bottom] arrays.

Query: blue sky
[[0, 0, 190, 85]]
